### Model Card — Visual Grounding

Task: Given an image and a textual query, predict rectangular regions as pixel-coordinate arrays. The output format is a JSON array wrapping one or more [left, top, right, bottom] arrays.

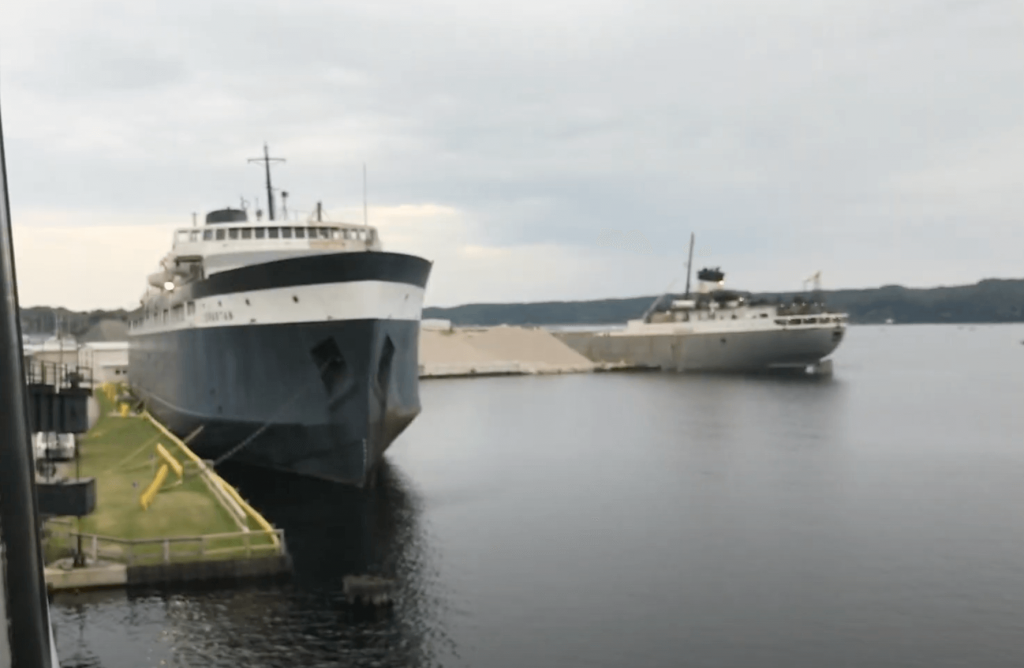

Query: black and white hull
[[129, 251, 432, 486]]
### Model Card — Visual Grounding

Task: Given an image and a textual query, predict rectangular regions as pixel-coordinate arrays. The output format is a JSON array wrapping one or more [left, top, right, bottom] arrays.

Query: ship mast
[[248, 143, 285, 221], [683, 232, 695, 298]]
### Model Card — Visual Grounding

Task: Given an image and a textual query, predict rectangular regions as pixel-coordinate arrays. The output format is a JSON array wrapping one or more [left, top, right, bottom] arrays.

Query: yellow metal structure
[[139, 463, 169, 510], [155, 443, 184, 480], [142, 410, 281, 548], [119, 403, 129, 418]]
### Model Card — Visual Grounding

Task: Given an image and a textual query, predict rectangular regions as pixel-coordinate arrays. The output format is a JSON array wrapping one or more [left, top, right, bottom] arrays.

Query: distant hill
[[20, 307, 131, 340], [78, 318, 130, 342], [423, 278, 1024, 326], [18, 278, 1024, 336]]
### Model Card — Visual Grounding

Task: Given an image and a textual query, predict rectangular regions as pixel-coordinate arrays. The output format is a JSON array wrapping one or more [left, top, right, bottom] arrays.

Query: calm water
[[52, 324, 1024, 667]]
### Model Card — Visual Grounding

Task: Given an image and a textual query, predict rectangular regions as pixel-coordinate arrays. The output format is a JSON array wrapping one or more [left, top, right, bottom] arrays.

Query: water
[[51, 324, 1024, 667]]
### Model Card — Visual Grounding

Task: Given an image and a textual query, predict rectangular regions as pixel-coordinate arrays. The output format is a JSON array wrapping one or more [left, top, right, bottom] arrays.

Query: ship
[[128, 145, 432, 486], [554, 236, 847, 374]]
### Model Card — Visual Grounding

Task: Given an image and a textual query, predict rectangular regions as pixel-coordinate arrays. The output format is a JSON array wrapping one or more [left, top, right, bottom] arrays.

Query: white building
[[23, 336, 80, 368], [78, 341, 129, 385]]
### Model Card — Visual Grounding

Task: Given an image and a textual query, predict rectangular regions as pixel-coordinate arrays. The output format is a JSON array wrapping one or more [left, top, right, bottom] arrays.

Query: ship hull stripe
[[170, 251, 431, 302], [132, 280, 425, 333]]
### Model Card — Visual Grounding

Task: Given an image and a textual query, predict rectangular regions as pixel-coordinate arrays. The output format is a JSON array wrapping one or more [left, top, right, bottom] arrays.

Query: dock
[[42, 384, 290, 592], [418, 323, 601, 378]]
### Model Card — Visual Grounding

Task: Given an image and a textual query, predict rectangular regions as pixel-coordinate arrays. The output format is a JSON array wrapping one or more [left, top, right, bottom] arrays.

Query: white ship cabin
[[146, 207, 383, 291], [639, 267, 848, 328]]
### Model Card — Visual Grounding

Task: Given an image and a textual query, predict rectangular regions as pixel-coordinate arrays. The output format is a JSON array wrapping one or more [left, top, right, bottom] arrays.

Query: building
[[23, 337, 80, 368], [78, 341, 129, 384]]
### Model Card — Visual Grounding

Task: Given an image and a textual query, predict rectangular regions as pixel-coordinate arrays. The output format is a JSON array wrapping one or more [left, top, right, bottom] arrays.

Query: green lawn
[[45, 386, 277, 564]]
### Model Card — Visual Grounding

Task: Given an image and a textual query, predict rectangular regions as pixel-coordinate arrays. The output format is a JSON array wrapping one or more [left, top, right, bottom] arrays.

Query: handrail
[[44, 523, 286, 565], [141, 410, 280, 548]]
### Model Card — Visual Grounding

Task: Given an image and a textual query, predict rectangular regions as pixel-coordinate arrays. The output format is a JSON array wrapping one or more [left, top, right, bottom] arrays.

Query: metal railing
[[25, 361, 93, 389], [44, 520, 286, 566]]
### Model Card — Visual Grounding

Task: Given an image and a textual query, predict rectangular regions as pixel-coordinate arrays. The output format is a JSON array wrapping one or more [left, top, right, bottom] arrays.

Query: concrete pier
[[42, 383, 291, 592], [418, 324, 597, 378]]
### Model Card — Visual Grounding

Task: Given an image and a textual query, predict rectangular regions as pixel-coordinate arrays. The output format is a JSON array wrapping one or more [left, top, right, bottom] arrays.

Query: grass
[[45, 385, 277, 564]]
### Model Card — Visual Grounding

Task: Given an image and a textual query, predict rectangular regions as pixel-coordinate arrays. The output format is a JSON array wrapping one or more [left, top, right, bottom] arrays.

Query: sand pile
[[419, 325, 596, 377]]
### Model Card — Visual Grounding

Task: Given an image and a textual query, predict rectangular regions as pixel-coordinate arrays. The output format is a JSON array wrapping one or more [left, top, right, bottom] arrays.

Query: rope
[[211, 376, 322, 467], [100, 433, 162, 474]]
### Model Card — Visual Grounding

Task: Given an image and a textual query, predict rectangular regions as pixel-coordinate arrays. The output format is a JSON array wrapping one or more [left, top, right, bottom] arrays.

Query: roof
[[80, 341, 129, 351]]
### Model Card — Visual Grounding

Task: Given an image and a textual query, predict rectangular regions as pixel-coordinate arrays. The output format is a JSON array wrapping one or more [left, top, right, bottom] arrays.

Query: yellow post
[[140, 463, 169, 510], [119, 403, 129, 417], [155, 443, 184, 480]]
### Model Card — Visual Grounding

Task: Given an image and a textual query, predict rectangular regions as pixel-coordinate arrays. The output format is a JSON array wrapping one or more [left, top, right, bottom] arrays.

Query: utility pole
[[0, 84, 59, 667]]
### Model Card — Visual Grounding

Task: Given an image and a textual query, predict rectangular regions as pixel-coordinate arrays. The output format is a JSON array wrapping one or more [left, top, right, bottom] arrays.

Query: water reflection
[[221, 459, 422, 585], [52, 460, 454, 668]]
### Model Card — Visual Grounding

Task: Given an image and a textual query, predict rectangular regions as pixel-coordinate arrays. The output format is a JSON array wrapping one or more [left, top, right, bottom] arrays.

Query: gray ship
[[555, 257, 847, 374]]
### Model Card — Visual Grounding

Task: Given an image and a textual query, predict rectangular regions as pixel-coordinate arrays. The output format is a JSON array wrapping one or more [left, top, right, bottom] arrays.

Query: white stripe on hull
[[131, 280, 425, 335]]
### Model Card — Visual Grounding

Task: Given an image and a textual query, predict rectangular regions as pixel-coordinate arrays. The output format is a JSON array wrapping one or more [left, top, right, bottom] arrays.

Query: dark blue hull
[[130, 318, 421, 486], [128, 251, 432, 487]]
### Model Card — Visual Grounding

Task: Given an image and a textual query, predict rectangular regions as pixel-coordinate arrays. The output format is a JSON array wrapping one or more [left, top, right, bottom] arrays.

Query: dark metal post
[[249, 143, 284, 223], [683, 232, 695, 299], [0, 91, 56, 667], [263, 143, 274, 221]]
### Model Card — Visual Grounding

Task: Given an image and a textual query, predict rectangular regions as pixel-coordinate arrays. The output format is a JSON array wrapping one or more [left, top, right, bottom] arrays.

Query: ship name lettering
[[203, 310, 234, 323]]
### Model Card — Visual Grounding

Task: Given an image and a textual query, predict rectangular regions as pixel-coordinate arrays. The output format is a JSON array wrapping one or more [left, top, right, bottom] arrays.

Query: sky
[[1, 0, 1022, 311]]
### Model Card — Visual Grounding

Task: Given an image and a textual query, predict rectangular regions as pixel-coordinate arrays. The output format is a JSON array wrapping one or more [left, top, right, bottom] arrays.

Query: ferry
[[128, 146, 432, 486]]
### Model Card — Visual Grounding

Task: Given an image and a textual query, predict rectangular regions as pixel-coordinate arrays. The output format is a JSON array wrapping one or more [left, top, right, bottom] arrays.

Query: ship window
[[190, 230, 201, 242], [241, 228, 252, 239], [203, 230, 213, 241], [187, 302, 195, 316], [215, 229, 226, 240], [268, 227, 279, 239], [255, 227, 266, 239], [294, 227, 306, 239], [229, 228, 239, 240], [176, 230, 190, 242], [162, 309, 168, 323], [281, 227, 293, 239], [317, 228, 330, 239]]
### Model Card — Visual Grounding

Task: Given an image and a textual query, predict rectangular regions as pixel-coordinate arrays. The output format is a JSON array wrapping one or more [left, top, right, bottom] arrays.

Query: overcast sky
[[2, 0, 1022, 310]]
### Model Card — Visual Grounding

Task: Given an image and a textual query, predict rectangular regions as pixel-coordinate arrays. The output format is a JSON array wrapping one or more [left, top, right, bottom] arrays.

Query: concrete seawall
[[418, 324, 597, 378]]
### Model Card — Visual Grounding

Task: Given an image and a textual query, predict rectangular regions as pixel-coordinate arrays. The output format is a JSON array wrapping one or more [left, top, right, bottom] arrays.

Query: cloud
[[2, 0, 1023, 310], [11, 216, 180, 311]]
